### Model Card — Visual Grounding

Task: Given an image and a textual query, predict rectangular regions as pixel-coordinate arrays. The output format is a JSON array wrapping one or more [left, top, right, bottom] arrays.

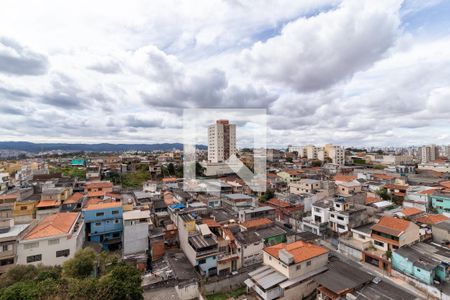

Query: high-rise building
[[420, 144, 439, 163], [208, 120, 236, 163]]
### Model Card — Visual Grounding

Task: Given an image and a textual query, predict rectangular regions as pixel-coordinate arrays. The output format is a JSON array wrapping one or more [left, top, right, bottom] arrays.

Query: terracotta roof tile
[[87, 191, 106, 198], [371, 216, 411, 237], [36, 199, 60, 208], [24, 212, 79, 240], [202, 218, 221, 228], [64, 192, 84, 204], [162, 177, 177, 183], [241, 218, 273, 229], [264, 241, 328, 263], [440, 181, 450, 189], [334, 174, 357, 182], [366, 196, 381, 204], [401, 207, 424, 217], [83, 201, 122, 211], [415, 214, 449, 225], [267, 198, 290, 208], [85, 181, 113, 189], [373, 174, 395, 180]]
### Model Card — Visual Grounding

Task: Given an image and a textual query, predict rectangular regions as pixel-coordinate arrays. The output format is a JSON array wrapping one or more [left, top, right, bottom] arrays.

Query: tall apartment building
[[323, 144, 345, 165], [420, 144, 439, 163], [207, 120, 236, 163], [290, 144, 345, 165]]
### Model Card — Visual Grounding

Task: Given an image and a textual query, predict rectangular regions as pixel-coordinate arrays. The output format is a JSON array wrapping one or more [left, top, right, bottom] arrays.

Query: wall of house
[[281, 279, 318, 300], [288, 253, 328, 279], [392, 252, 434, 285], [17, 233, 81, 266], [124, 221, 149, 255], [399, 223, 420, 247]]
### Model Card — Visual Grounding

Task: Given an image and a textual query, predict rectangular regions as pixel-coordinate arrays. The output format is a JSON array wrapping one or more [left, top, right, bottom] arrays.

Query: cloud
[[240, 0, 402, 92], [0, 37, 49, 75]]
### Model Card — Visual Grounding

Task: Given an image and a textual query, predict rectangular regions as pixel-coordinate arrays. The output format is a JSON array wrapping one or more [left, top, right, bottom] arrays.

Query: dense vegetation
[[0, 248, 143, 300], [49, 166, 86, 179]]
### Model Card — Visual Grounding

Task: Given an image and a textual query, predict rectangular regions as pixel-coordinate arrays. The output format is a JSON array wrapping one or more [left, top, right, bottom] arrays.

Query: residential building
[[221, 193, 255, 212], [0, 219, 30, 273], [17, 212, 84, 266], [289, 179, 320, 194], [392, 241, 450, 285], [432, 220, 450, 244], [123, 210, 151, 256], [420, 144, 439, 163], [0, 194, 16, 219], [82, 202, 123, 250], [277, 170, 304, 184], [265, 198, 303, 229], [370, 216, 420, 252], [207, 119, 236, 163], [301, 199, 333, 236], [12, 200, 37, 223], [404, 186, 438, 211], [431, 191, 450, 216], [84, 181, 113, 194], [245, 241, 329, 300], [328, 198, 372, 234], [238, 206, 276, 222], [35, 199, 61, 220]]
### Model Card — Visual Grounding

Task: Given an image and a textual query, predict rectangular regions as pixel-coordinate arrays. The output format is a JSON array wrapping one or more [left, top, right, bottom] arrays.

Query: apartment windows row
[[26, 249, 70, 263]]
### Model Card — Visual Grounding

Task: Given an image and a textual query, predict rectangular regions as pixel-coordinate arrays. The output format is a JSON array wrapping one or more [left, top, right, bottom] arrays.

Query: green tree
[[195, 162, 206, 177], [260, 189, 275, 202], [63, 247, 97, 279], [96, 263, 143, 300], [167, 163, 175, 176], [311, 160, 322, 167], [286, 157, 293, 163]]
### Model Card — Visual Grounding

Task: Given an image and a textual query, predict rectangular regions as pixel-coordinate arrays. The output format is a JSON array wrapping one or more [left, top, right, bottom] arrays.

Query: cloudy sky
[[1, 0, 450, 147]]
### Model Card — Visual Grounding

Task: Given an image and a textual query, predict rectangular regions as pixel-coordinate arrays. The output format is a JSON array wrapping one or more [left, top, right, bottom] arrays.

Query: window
[[269, 256, 272, 260], [48, 239, 59, 245], [358, 234, 366, 240], [95, 222, 101, 226], [198, 259, 206, 264], [0, 258, 14, 266], [56, 249, 70, 257], [114, 219, 120, 224], [374, 240, 384, 247], [306, 260, 311, 266], [27, 254, 42, 263], [112, 210, 119, 215], [20, 206, 27, 210], [296, 265, 301, 270], [24, 242, 39, 249], [96, 212, 104, 217]]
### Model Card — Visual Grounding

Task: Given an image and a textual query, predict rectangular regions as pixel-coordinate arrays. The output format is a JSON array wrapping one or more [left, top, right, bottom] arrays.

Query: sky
[[1, 0, 450, 147]]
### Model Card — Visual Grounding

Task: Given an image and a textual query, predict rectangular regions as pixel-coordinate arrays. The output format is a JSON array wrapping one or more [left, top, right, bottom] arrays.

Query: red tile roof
[[36, 199, 60, 208], [83, 201, 121, 211], [401, 207, 424, 217], [241, 218, 273, 229], [334, 174, 357, 182], [87, 191, 106, 198], [440, 181, 450, 189], [366, 196, 381, 205], [0, 194, 17, 200], [264, 241, 328, 264], [373, 174, 395, 180], [24, 212, 79, 240], [202, 218, 221, 228], [415, 214, 449, 225], [64, 192, 84, 204], [371, 216, 411, 237], [85, 181, 113, 189], [267, 198, 290, 208], [162, 177, 177, 183]]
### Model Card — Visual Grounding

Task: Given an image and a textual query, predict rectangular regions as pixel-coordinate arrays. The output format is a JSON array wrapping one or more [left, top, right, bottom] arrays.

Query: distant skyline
[[1, 0, 450, 146]]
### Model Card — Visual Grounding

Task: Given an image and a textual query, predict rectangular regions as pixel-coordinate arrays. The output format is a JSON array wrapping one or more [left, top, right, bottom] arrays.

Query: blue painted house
[[392, 242, 450, 285], [431, 193, 450, 215], [82, 201, 123, 250]]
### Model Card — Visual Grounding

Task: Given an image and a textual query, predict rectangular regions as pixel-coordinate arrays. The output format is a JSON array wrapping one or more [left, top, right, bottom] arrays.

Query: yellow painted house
[[13, 200, 37, 223]]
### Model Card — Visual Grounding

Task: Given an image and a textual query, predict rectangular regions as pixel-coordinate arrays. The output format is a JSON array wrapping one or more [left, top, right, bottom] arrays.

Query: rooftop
[[64, 192, 84, 204], [83, 201, 122, 211], [0, 223, 30, 239], [264, 240, 328, 264], [241, 218, 273, 229], [36, 199, 60, 208], [85, 181, 113, 189], [401, 207, 424, 217], [23, 212, 80, 240], [371, 216, 411, 237], [415, 214, 449, 225], [123, 209, 150, 220]]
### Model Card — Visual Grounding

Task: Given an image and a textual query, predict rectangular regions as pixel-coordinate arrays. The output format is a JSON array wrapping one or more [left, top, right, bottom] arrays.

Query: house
[[84, 181, 113, 194], [328, 198, 373, 234], [335, 180, 362, 196], [265, 198, 303, 229], [338, 223, 374, 261], [397, 207, 425, 219], [61, 192, 84, 212], [82, 202, 123, 250], [0, 219, 30, 273], [432, 220, 450, 244], [245, 241, 329, 300], [362, 216, 420, 273], [35, 199, 61, 220], [404, 186, 439, 211], [123, 210, 152, 256], [301, 199, 333, 236], [370, 216, 420, 252], [277, 169, 304, 184], [0, 194, 16, 219], [289, 179, 321, 194], [392, 241, 450, 285], [235, 230, 265, 268], [430, 191, 450, 216], [221, 194, 255, 212], [314, 260, 416, 300], [12, 200, 37, 223], [415, 214, 449, 226], [238, 206, 276, 222], [17, 212, 84, 266]]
